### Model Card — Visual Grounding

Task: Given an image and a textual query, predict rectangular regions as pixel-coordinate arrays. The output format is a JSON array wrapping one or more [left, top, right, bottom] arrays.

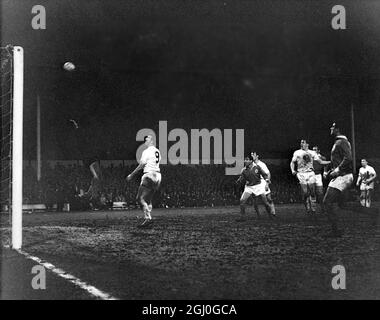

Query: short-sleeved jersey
[[359, 165, 376, 188], [292, 149, 318, 173], [140, 145, 161, 173], [240, 164, 268, 186]]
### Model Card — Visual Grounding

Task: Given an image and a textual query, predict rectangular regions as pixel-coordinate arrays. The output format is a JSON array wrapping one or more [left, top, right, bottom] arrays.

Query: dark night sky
[[2, 0, 380, 160]]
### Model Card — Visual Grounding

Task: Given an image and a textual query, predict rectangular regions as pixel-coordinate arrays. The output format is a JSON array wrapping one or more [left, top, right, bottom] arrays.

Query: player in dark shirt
[[236, 157, 272, 220], [323, 122, 379, 237], [69, 119, 103, 209], [238, 160, 267, 186]]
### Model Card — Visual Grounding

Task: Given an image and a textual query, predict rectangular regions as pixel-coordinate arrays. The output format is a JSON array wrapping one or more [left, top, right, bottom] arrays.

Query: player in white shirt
[[356, 159, 377, 208], [127, 135, 162, 228], [290, 139, 330, 214], [251, 152, 276, 218]]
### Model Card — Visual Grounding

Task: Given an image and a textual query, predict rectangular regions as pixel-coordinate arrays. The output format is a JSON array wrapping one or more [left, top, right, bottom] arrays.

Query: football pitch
[[1, 204, 380, 300]]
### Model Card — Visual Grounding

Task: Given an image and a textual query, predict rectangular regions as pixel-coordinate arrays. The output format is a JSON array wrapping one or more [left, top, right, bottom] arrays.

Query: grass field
[[1, 204, 380, 300]]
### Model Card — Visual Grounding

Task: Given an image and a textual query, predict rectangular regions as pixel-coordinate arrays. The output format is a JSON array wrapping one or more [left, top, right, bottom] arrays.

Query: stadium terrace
[[136, 121, 245, 175]]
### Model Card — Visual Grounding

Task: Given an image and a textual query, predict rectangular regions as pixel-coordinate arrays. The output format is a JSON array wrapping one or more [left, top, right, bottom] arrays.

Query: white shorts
[[243, 180, 267, 197], [297, 171, 316, 185], [328, 173, 353, 192], [141, 172, 162, 191], [314, 174, 323, 187], [360, 183, 374, 191]]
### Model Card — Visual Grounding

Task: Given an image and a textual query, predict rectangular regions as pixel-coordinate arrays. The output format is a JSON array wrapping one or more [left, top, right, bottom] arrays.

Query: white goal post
[[12, 46, 24, 249]]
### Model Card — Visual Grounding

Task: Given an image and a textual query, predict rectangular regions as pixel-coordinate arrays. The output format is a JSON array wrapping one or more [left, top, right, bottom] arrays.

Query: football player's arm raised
[[89, 162, 99, 180], [126, 154, 147, 181], [260, 162, 271, 181], [126, 163, 145, 181]]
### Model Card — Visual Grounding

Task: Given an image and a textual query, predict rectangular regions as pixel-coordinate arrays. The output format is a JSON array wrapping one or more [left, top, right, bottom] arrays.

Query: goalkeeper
[[69, 119, 103, 209]]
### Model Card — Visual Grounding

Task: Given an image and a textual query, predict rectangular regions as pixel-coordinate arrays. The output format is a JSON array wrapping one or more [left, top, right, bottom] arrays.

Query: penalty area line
[[4, 245, 118, 300]]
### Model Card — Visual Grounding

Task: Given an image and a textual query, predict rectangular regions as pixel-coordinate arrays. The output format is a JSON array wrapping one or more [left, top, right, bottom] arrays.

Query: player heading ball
[[126, 135, 161, 229]]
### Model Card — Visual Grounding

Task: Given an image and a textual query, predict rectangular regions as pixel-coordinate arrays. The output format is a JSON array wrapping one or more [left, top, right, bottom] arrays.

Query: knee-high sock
[[253, 201, 260, 216], [264, 203, 272, 215], [360, 191, 366, 207], [269, 202, 276, 215], [141, 201, 151, 219], [240, 203, 246, 215], [366, 196, 371, 208], [304, 196, 311, 211], [310, 195, 317, 212]]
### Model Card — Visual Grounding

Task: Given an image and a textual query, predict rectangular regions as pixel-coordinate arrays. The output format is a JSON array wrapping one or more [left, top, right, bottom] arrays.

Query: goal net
[[0, 45, 24, 249]]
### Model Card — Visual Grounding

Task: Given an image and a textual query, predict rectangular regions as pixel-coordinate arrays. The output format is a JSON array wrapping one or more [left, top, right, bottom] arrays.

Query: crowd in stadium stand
[[22, 161, 374, 211]]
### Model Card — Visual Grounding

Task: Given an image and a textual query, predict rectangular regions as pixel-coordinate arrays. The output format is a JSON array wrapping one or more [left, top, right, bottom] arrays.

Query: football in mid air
[[63, 61, 76, 71]]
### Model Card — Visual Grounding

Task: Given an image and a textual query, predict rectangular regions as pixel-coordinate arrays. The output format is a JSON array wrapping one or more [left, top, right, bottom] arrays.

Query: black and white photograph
[[1, 0, 380, 305]]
